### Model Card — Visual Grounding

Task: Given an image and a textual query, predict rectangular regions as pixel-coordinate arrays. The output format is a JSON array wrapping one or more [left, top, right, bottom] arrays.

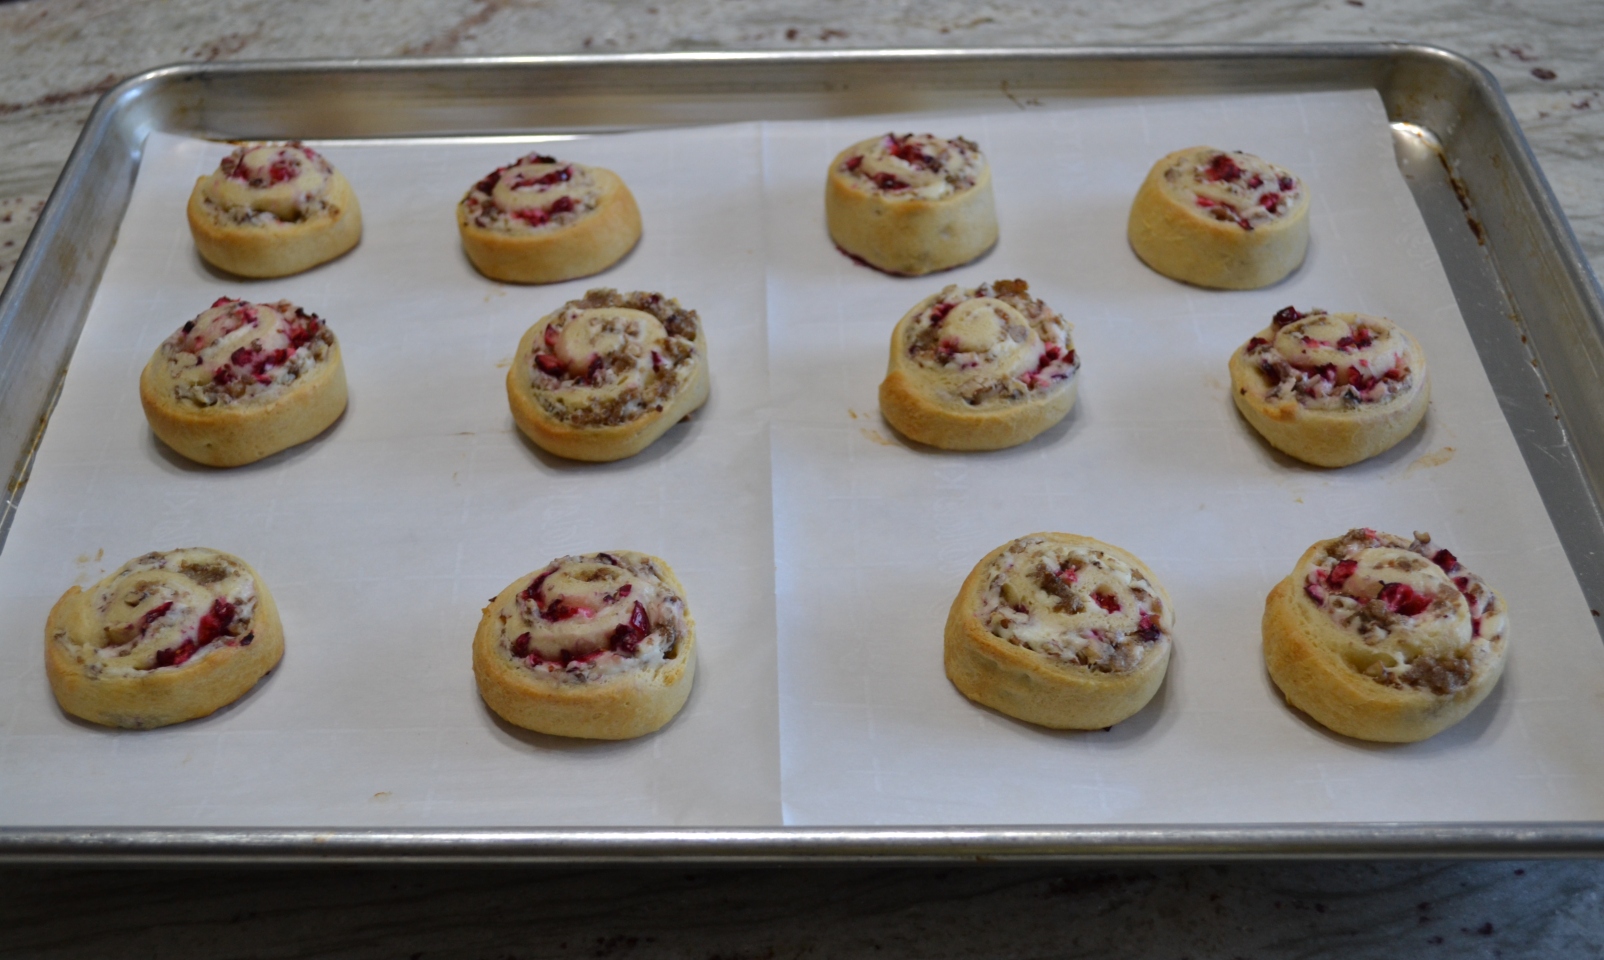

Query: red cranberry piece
[[1278, 176, 1295, 192], [1453, 576, 1471, 592], [154, 641, 196, 668], [927, 301, 955, 325], [1347, 373, 1378, 393], [1379, 582, 1432, 617], [549, 196, 575, 215], [1304, 580, 1328, 604], [1259, 192, 1282, 214], [210, 296, 237, 310], [137, 601, 174, 634], [513, 207, 550, 227], [520, 568, 555, 603], [212, 366, 235, 386], [195, 598, 237, 647], [1056, 566, 1078, 585], [535, 353, 565, 376], [1246, 336, 1269, 351], [609, 601, 652, 654], [888, 139, 933, 168], [543, 324, 561, 348], [1384, 366, 1408, 381], [1352, 327, 1373, 349], [1092, 591, 1122, 614], [1317, 363, 1338, 382], [475, 169, 502, 194], [1204, 153, 1243, 182], [1327, 560, 1359, 591], [510, 633, 531, 658], [1246, 174, 1264, 189], [1432, 549, 1460, 572], [1273, 307, 1306, 328], [267, 159, 299, 184], [872, 172, 907, 191], [1136, 612, 1163, 643], [1064, 349, 1077, 366], [844, 155, 863, 171], [1472, 615, 1483, 638], [1195, 196, 1219, 209]]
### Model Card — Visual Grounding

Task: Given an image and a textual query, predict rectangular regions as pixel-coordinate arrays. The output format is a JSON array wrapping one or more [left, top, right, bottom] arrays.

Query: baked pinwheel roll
[[1264, 529, 1508, 743], [474, 551, 697, 740], [187, 141, 362, 278], [1229, 306, 1429, 467], [507, 288, 708, 462], [45, 548, 283, 729], [879, 279, 1079, 450], [1128, 146, 1309, 289], [825, 133, 998, 276], [139, 297, 347, 467], [458, 152, 642, 284], [945, 533, 1174, 729]]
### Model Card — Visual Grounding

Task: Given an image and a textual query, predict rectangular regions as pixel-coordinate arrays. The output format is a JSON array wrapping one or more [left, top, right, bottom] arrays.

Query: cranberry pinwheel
[[187, 142, 362, 278], [1128, 146, 1309, 289], [879, 279, 1079, 450], [45, 548, 283, 729], [508, 288, 708, 462], [140, 297, 347, 467], [458, 152, 642, 284], [945, 533, 1174, 729], [825, 132, 998, 276], [474, 551, 697, 740], [1264, 529, 1508, 743], [1229, 306, 1429, 467]]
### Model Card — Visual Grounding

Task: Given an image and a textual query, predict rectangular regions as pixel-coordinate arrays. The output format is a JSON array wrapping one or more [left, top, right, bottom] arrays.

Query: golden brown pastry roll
[[45, 547, 284, 729], [1264, 528, 1508, 742], [473, 551, 696, 740], [1128, 146, 1309, 289], [187, 141, 362, 278]]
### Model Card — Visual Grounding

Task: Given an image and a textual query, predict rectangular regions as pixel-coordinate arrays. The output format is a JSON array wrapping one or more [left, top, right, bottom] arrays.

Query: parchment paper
[[4, 87, 1604, 830], [766, 90, 1604, 825], [0, 127, 781, 827]]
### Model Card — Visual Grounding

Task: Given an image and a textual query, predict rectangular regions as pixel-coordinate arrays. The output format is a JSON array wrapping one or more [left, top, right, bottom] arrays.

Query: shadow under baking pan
[[142, 402, 351, 475], [508, 409, 701, 474], [874, 396, 1084, 458]]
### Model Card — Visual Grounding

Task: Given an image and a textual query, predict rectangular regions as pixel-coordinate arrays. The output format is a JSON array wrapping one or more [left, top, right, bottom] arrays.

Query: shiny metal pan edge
[[3, 45, 1602, 862]]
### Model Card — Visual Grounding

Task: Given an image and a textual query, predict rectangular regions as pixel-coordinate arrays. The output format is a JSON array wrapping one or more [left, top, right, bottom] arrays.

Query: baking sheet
[[0, 127, 781, 827], [3, 86, 1604, 831], [766, 90, 1604, 825]]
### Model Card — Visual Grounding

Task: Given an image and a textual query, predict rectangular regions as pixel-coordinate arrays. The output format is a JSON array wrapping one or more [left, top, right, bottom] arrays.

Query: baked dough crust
[[473, 551, 696, 740], [1128, 146, 1309, 289], [1263, 529, 1508, 743], [45, 547, 283, 729], [825, 133, 998, 276], [187, 142, 362, 278], [458, 153, 642, 284], [1228, 306, 1429, 467], [879, 279, 1079, 450], [945, 532, 1174, 729], [139, 298, 347, 467], [507, 288, 708, 462]]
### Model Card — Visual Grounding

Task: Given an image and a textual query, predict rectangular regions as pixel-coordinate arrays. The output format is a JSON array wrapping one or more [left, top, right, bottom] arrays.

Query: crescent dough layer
[[187, 142, 362, 278], [507, 288, 709, 462], [1263, 529, 1508, 743], [458, 154, 641, 284], [879, 279, 1079, 451], [1229, 307, 1430, 467], [472, 551, 696, 740], [1128, 146, 1309, 290], [139, 298, 348, 467], [825, 133, 998, 276], [945, 532, 1174, 729], [45, 548, 283, 729]]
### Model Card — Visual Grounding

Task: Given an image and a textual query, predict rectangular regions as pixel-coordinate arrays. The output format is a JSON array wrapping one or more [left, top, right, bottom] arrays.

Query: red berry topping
[[872, 172, 908, 191], [1055, 565, 1078, 585], [511, 633, 531, 658], [1136, 612, 1163, 643], [1092, 591, 1122, 614], [844, 155, 863, 171], [1278, 176, 1295, 192], [1378, 582, 1432, 617], [609, 601, 652, 654], [535, 353, 565, 376], [1272, 306, 1305, 327], [1204, 153, 1244, 182], [1327, 559, 1358, 591], [1432, 549, 1460, 573], [137, 601, 173, 634]]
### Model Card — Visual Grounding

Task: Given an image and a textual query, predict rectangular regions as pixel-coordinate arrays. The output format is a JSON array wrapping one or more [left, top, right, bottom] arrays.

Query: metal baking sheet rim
[[5, 44, 1604, 862]]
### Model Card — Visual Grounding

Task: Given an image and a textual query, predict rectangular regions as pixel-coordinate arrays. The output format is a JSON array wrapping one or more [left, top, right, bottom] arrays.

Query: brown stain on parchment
[[860, 427, 897, 447], [1407, 446, 1456, 475]]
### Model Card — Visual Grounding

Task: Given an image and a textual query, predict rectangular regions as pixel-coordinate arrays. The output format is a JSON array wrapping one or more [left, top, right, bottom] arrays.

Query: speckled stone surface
[[1, 1, 1603, 955]]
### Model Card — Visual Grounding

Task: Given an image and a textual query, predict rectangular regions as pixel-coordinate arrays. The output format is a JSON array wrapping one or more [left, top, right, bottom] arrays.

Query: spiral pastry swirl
[[1264, 528, 1508, 742], [45, 547, 284, 728], [458, 153, 642, 284], [473, 551, 697, 739], [879, 279, 1079, 450], [1229, 306, 1429, 467], [1128, 146, 1309, 289], [945, 533, 1174, 729], [186, 142, 362, 278], [139, 297, 348, 467], [507, 288, 709, 462], [825, 132, 998, 275]]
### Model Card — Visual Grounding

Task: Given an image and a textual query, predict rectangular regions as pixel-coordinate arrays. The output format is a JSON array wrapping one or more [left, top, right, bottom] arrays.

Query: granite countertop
[[2, 1, 1603, 957]]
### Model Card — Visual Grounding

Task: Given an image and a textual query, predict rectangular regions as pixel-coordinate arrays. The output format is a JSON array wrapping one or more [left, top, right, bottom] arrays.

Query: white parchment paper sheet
[[0, 128, 781, 826], [766, 90, 1604, 825]]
